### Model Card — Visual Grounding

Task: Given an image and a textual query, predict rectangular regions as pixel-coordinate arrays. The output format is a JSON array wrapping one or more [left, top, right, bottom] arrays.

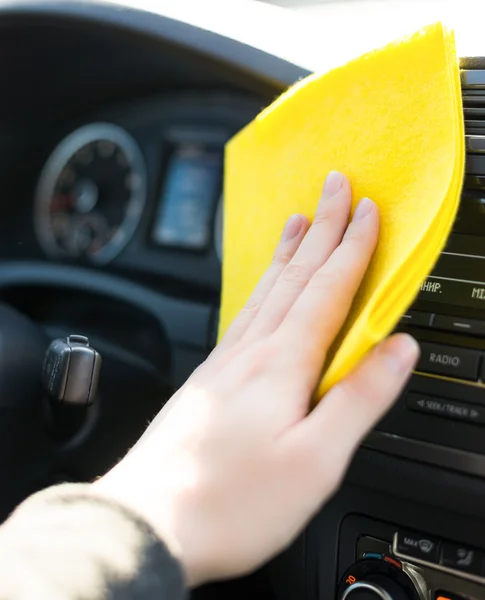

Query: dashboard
[[3, 3, 485, 600]]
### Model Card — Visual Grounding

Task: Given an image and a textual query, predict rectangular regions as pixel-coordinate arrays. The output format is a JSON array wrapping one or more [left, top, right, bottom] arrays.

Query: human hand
[[92, 172, 419, 586]]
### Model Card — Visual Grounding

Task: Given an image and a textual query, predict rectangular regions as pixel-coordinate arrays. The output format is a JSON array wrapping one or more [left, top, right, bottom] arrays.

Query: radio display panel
[[417, 188, 485, 311]]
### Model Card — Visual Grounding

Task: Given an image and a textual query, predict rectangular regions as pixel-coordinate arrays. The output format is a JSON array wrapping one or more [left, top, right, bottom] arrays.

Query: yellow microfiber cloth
[[219, 22, 465, 399]]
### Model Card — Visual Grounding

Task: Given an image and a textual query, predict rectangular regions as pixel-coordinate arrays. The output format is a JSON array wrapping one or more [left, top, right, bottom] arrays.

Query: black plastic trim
[[0, 0, 310, 88], [0, 262, 211, 348], [364, 431, 485, 478]]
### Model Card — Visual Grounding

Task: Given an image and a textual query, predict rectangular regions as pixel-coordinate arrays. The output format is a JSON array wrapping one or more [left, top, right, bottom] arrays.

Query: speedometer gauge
[[34, 123, 147, 265]]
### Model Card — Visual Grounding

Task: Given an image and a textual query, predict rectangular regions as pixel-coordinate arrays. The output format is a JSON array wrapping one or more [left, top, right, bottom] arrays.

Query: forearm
[[0, 484, 186, 600]]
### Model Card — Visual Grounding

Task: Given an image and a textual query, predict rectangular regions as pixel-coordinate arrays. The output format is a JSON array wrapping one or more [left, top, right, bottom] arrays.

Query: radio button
[[417, 343, 481, 380], [395, 530, 440, 562], [399, 311, 433, 327], [407, 393, 485, 425], [434, 314, 485, 337], [440, 542, 483, 576]]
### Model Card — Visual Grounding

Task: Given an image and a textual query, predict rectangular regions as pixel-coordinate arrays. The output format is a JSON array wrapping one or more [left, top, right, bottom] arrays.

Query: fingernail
[[323, 171, 343, 196], [352, 197, 374, 221], [281, 214, 303, 242], [380, 334, 420, 374]]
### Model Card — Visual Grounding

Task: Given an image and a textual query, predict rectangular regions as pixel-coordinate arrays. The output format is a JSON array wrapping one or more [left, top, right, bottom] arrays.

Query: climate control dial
[[338, 559, 419, 600]]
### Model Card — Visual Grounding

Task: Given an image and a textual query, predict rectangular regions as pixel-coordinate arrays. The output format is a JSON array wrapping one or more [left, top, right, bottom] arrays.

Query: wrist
[[90, 468, 206, 587]]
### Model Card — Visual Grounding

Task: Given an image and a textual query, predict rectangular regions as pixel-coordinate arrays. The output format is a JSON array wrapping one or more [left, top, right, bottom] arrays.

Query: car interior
[[1, 1, 485, 599]]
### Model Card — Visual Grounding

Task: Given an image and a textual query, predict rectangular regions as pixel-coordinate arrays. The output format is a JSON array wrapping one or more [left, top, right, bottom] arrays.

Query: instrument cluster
[[30, 92, 260, 286]]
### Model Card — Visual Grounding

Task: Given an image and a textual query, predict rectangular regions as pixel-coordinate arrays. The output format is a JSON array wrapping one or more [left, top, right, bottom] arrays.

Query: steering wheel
[[0, 262, 213, 521]]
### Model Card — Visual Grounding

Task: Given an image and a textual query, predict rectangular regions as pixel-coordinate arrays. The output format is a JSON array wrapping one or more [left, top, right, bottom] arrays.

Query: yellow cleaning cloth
[[219, 22, 464, 399]]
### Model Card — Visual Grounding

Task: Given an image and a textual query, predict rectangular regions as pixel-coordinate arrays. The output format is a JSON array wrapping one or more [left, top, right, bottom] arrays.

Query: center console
[[364, 68, 485, 477], [319, 67, 485, 600], [269, 65, 485, 600]]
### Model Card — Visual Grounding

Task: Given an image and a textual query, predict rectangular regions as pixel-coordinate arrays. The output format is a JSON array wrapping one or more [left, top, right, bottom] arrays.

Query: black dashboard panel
[[1, 91, 261, 289], [0, 1, 290, 296], [0, 4, 298, 131]]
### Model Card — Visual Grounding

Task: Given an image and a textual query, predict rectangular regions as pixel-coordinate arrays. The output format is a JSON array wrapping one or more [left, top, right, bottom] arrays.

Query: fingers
[[278, 197, 379, 378], [218, 214, 310, 350], [284, 334, 419, 489], [242, 172, 352, 342]]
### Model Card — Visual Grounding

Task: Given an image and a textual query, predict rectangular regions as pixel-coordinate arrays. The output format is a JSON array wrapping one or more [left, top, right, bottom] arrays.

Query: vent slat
[[464, 107, 485, 117], [463, 89, 485, 97], [465, 120, 485, 129], [463, 72, 485, 177], [462, 96, 485, 105], [462, 71, 485, 133], [461, 70, 485, 88]]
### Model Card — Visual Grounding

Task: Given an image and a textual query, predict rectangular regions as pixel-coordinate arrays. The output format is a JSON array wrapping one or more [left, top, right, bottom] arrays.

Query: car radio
[[364, 69, 485, 477]]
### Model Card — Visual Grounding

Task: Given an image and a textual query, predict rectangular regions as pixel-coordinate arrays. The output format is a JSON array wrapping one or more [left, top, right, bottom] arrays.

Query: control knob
[[338, 559, 419, 600]]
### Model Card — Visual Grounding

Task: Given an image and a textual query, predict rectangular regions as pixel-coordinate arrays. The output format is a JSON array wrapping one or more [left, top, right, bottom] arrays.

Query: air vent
[[461, 70, 485, 176], [462, 70, 485, 137]]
